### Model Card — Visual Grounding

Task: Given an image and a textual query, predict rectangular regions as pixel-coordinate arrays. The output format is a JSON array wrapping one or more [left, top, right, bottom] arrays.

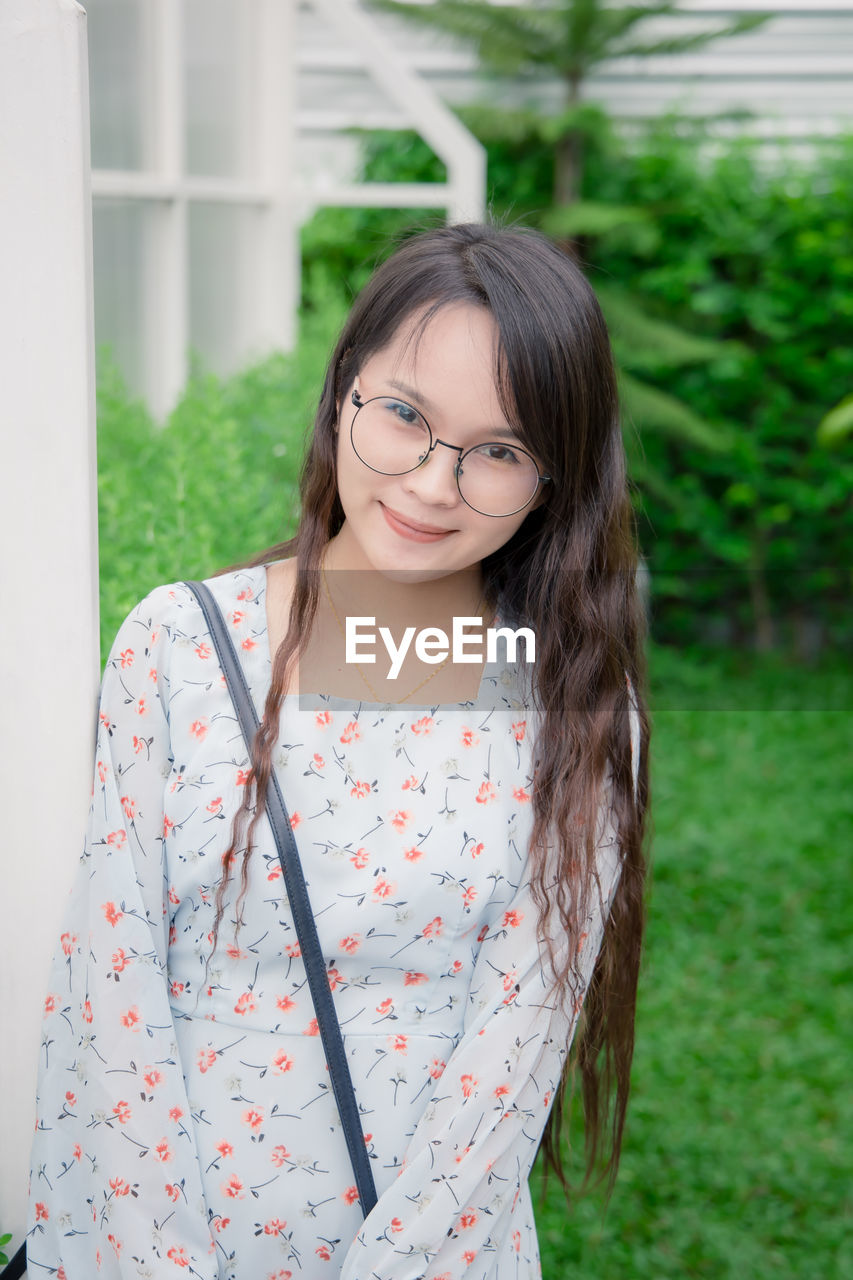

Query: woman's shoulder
[[104, 565, 269, 669]]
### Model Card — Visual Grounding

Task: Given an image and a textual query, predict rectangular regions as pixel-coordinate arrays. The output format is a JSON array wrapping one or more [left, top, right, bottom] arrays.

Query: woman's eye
[[475, 444, 523, 466], [381, 398, 422, 426]]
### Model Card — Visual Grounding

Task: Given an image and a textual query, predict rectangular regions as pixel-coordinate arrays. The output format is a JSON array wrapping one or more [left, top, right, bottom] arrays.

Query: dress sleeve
[[340, 779, 626, 1280], [27, 586, 219, 1279]]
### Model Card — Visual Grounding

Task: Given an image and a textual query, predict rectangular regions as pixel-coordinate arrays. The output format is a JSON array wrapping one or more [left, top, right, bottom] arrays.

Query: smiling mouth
[[380, 503, 455, 541]]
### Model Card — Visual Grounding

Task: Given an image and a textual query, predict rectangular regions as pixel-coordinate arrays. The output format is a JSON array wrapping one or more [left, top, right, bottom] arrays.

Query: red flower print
[[316, 1246, 331, 1261], [460, 1074, 478, 1098], [235, 768, 251, 786], [429, 1058, 446, 1079], [503, 909, 524, 929], [461, 727, 479, 748], [267, 863, 282, 881], [120, 1006, 141, 1030], [270, 1145, 290, 1167], [65, 1090, 76, 1106], [60, 932, 76, 955], [195, 641, 211, 660], [72, 1144, 82, 1162], [34, 1202, 48, 1221], [339, 934, 361, 954], [222, 1174, 245, 1199], [206, 796, 222, 814], [575, 930, 589, 955], [476, 781, 497, 804], [450, 959, 463, 974], [375, 997, 393, 1015], [315, 710, 332, 726], [512, 786, 530, 803], [403, 971, 427, 986], [388, 1034, 408, 1054], [132, 735, 146, 754], [120, 648, 134, 668], [276, 994, 295, 1013], [236, 588, 253, 602], [313, 753, 325, 767], [342, 1185, 360, 1205], [197, 1048, 216, 1073], [214, 1217, 230, 1233], [401, 774, 418, 790], [350, 847, 369, 869], [410, 716, 434, 735], [304, 1017, 320, 1037], [463, 1251, 476, 1265], [99, 711, 112, 731], [106, 830, 127, 848], [241, 636, 257, 651], [289, 811, 302, 829], [189, 719, 208, 740], [272, 1050, 294, 1075], [350, 780, 371, 798], [422, 916, 443, 939], [404, 845, 423, 861], [225, 942, 247, 960], [112, 948, 130, 973], [242, 1107, 264, 1132], [120, 795, 137, 820], [372, 877, 397, 901], [107, 1233, 122, 1256], [494, 1084, 510, 1097], [82, 1000, 93, 1024], [512, 720, 526, 741], [168, 1106, 183, 1122], [263, 1218, 287, 1235], [165, 1182, 180, 1202], [97, 759, 109, 782], [154, 1139, 173, 1162], [389, 1218, 403, 1234], [340, 720, 361, 744], [327, 966, 343, 990], [112, 1100, 131, 1124], [135, 697, 147, 716], [231, 610, 245, 626], [462, 885, 477, 907], [471, 841, 484, 858], [143, 1068, 163, 1090], [477, 924, 489, 943], [512, 1229, 521, 1253], [285, 942, 301, 958], [388, 809, 412, 832], [102, 901, 123, 927], [458, 1210, 478, 1229], [216, 1141, 234, 1159], [166, 1246, 189, 1267], [109, 1177, 130, 1197], [502, 968, 519, 992], [234, 991, 257, 1016]]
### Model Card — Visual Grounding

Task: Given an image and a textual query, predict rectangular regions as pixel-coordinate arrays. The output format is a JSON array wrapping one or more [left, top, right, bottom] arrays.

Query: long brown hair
[[215, 222, 650, 1200]]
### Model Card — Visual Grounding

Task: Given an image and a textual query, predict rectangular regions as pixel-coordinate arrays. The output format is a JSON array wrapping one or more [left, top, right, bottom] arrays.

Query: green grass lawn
[[532, 647, 852, 1280], [96, 340, 851, 1280]]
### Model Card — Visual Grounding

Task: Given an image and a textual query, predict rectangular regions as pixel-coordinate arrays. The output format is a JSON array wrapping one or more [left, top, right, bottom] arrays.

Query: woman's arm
[[340, 789, 624, 1280], [27, 586, 219, 1279]]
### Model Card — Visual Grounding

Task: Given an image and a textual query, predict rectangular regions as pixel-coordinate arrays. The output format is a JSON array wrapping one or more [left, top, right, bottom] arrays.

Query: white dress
[[28, 564, 638, 1279]]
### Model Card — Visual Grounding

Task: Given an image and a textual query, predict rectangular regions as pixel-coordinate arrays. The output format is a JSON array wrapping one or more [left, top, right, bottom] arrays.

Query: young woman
[[28, 222, 649, 1279]]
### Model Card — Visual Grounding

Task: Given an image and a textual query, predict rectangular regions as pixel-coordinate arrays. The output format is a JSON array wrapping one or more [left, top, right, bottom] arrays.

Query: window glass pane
[[87, 0, 151, 170], [92, 199, 156, 398], [184, 0, 257, 178], [189, 202, 255, 376]]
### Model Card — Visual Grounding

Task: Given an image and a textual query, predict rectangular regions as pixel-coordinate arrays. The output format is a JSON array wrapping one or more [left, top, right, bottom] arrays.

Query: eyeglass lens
[[352, 396, 540, 517]]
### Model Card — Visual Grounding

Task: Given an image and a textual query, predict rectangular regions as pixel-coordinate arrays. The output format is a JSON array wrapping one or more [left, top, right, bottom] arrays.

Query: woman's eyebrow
[[387, 378, 521, 440]]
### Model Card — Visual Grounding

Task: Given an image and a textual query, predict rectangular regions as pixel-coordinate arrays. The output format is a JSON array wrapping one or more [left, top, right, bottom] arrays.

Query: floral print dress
[[28, 564, 639, 1280]]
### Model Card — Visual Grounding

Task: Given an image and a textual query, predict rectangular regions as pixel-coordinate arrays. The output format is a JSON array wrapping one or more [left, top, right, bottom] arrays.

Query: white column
[[0, 0, 100, 1260]]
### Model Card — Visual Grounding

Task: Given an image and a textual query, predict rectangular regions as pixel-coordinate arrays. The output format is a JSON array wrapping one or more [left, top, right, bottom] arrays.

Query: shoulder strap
[[184, 580, 378, 1218]]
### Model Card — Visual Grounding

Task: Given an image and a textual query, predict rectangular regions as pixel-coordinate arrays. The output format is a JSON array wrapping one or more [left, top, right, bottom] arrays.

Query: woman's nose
[[401, 440, 462, 506]]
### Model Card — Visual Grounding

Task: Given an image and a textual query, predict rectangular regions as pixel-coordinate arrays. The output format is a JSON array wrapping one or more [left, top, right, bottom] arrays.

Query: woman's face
[[333, 302, 544, 582]]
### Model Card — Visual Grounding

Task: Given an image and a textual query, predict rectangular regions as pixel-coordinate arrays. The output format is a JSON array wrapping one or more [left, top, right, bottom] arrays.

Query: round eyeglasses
[[349, 391, 551, 518]]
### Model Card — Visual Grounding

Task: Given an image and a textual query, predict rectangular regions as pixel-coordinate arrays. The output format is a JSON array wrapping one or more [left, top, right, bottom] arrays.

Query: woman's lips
[[380, 503, 455, 542]]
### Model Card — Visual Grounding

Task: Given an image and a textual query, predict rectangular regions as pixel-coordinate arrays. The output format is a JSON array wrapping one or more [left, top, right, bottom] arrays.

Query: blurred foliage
[[298, 122, 853, 657]]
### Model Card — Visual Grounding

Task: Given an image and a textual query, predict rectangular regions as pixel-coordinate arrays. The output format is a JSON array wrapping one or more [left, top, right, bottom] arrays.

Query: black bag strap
[[2, 1243, 26, 1278], [184, 579, 378, 1218]]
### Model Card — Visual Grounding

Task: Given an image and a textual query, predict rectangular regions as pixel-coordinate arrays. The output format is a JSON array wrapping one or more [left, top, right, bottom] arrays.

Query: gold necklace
[[320, 565, 483, 705]]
